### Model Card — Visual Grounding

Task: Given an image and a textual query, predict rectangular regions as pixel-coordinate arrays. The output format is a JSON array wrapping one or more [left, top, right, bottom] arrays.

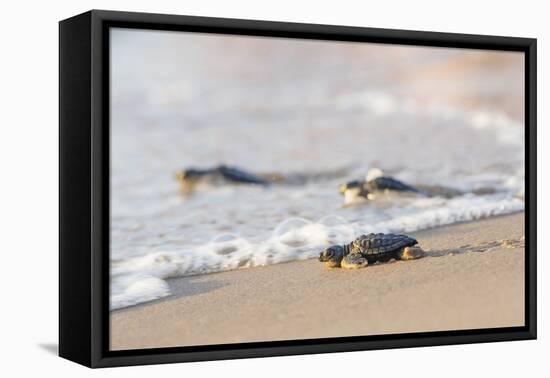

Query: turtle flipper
[[397, 246, 425, 260], [341, 254, 369, 269]]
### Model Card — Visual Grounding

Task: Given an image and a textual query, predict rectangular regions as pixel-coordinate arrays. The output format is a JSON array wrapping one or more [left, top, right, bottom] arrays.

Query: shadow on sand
[[38, 343, 58, 355]]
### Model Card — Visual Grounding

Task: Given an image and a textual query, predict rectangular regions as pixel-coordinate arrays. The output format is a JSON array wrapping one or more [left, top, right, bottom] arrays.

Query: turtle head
[[339, 180, 363, 195], [176, 168, 211, 195], [176, 168, 209, 183], [339, 180, 370, 205], [319, 245, 345, 268]]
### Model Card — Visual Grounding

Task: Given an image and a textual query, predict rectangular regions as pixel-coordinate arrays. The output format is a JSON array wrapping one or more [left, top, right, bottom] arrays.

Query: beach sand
[[110, 212, 525, 350]]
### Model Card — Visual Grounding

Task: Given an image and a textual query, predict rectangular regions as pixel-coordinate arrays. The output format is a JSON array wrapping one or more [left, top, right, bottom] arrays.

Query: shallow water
[[110, 29, 525, 310]]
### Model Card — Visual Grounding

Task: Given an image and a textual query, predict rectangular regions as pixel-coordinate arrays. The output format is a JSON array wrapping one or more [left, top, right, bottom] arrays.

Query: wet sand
[[111, 212, 525, 350]]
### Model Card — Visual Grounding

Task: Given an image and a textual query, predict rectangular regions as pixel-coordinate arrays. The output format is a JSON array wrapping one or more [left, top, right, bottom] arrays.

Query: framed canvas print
[[59, 10, 537, 368]]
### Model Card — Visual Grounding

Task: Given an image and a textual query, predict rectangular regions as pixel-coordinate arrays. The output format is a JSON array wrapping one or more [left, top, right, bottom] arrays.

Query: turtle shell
[[351, 233, 417, 256], [217, 165, 269, 185], [366, 176, 421, 193]]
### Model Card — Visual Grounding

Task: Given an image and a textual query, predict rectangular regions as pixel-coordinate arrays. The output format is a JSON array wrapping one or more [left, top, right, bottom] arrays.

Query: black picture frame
[[59, 9, 537, 368]]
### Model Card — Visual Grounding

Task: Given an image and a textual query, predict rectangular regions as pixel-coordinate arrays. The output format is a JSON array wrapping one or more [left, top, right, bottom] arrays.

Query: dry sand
[[110, 213, 525, 350]]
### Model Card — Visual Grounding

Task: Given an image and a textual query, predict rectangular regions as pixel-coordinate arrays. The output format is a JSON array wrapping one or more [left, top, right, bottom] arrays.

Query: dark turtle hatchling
[[175, 164, 270, 194], [338, 176, 426, 205], [319, 233, 424, 269], [338, 168, 428, 205]]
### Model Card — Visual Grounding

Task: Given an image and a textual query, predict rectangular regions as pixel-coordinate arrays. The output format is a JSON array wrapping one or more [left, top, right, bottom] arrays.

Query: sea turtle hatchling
[[318, 233, 425, 269], [175, 165, 270, 194], [338, 169, 427, 205]]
